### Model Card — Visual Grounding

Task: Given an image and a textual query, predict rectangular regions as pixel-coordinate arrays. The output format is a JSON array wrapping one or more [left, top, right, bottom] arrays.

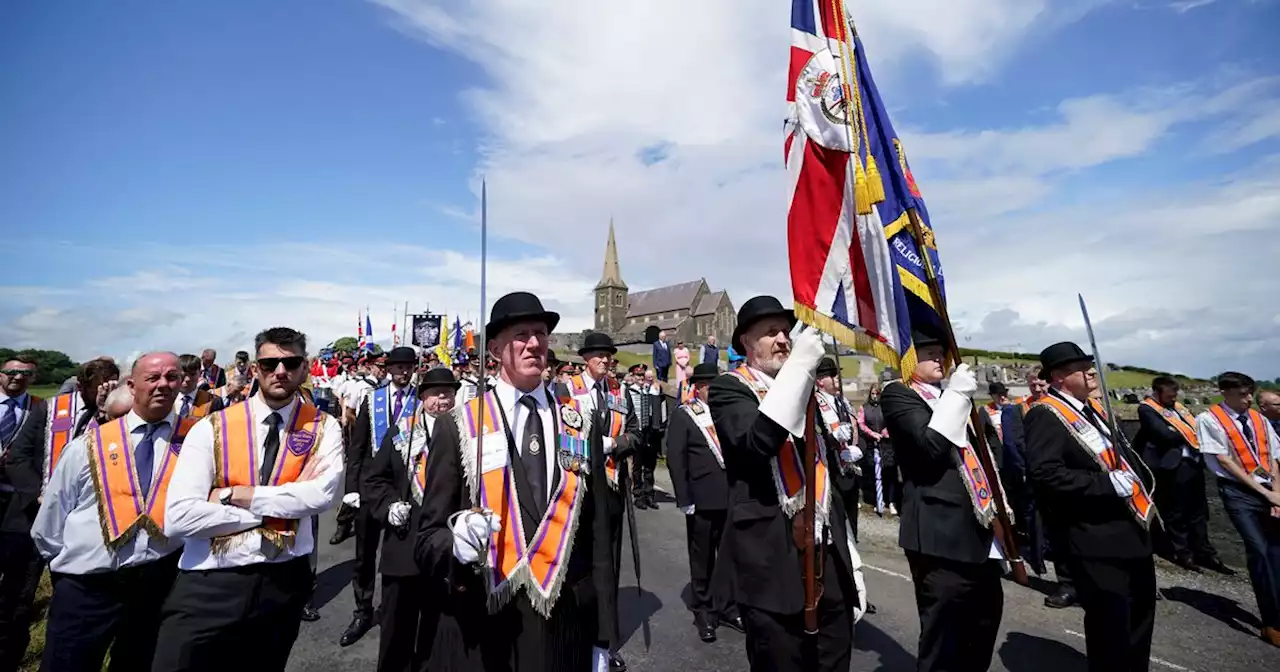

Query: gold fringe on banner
[[794, 304, 900, 369]]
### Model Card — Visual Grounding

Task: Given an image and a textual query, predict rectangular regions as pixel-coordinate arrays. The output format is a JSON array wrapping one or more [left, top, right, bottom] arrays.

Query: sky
[[2, 0, 1278, 379]]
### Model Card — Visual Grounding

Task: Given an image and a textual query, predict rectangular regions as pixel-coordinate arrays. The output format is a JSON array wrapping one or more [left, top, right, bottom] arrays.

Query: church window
[[614, 293, 624, 307], [598, 294, 606, 307]]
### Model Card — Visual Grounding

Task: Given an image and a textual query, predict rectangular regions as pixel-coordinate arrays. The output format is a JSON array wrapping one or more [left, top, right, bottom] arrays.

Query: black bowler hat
[[485, 292, 560, 338], [385, 346, 417, 366], [418, 367, 461, 392], [911, 324, 944, 349], [1038, 342, 1093, 380], [690, 362, 719, 382], [816, 357, 839, 378], [731, 295, 797, 353], [578, 332, 617, 356], [627, 363, 646, 375]]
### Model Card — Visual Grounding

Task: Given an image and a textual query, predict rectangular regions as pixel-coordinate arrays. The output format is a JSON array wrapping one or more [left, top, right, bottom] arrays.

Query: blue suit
[[652, 340, 671, 382]]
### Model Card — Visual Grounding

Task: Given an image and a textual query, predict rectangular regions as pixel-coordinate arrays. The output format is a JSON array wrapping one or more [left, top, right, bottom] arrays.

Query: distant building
[[592, 221, 736, 346]]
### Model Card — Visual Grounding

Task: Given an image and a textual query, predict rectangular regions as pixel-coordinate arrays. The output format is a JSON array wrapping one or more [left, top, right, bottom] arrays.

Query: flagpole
[[905, 208, 1028, 585]]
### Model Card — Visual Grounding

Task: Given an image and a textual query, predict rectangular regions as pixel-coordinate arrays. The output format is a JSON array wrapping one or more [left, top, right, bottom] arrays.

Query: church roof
[[616, 316, 688, 336], [693, 290, 728, 316], [625, 279, 705, 318]]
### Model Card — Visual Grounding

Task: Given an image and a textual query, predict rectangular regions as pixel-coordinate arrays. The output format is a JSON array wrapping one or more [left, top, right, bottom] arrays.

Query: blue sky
[[2, 0, 1278, 378]]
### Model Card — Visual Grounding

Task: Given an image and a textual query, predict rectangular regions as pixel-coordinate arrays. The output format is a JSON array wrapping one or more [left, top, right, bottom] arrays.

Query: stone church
[[593, 221, 736, 347]]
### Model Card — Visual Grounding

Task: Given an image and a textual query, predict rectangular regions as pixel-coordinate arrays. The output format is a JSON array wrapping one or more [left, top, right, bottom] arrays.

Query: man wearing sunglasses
[[0, 356, 46, 671], [156, 327, 344, 671]]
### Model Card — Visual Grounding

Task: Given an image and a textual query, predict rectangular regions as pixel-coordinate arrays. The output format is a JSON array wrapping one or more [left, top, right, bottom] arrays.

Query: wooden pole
[[905, 208, 1028, 585], [801, 397, 820, 633]]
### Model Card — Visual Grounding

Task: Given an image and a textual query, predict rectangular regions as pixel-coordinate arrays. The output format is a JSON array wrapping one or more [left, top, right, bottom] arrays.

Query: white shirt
[[164, 394, 344, 570], [1048, 387, 1111, 437], [578, 372, 619, 453], [345, 376, 384, 411], [32, 410, 184, 574], [173, 389, 200, 418], [1196, 405, 1279, 485], [493, 378, 558, 505]]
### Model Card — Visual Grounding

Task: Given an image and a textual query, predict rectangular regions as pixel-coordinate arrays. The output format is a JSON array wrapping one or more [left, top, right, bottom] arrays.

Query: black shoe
[[1044, 588, 1077, 609], [647, 497, 659, 510], [1172, 556, 1201, 573], [609, 651, 627, 672], [695, 613, 717, 643], [1197, 557, 1236, 576], [718, 615, 745, 634], [865, 603, 878, 615], [339, 612, 374, 646], [329, 521, 354, 545], [300, 605, 320, 622]]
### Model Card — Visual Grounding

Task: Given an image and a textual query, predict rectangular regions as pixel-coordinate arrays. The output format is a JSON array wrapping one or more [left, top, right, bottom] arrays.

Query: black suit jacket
[[365, 420, 430, 577], [416, 395, 612, 661], [1024, 400, 1152, 559], [1134, 402, 1191, 472], [1, 397, 48, 533], [665, 406, 728, 511], [879, 382, 996, 564], [708, 373, 855, 614], [347, 404, 373, 497]]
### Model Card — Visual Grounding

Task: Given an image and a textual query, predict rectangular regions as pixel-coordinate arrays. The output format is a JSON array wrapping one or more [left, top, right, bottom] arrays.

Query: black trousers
[[379, 575, 438, 672], [633, 431, 660, 501], [739, 551, 853, 672], [1154, 460, 1218, 563], [151, 557, 312, 672], [904, 551, 1003, 672], [835, 478, 860, 544], [685, 509, 735, 619], [0, 530, 44, 672], [1067, 554, 1156, 672], [353, 506, 382, 615], [40, 552, 180, 672]]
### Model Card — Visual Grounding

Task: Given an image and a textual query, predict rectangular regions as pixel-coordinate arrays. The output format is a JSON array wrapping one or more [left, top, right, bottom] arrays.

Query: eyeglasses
[[0, 369, 33, 377], [257, 356, 307, 372]]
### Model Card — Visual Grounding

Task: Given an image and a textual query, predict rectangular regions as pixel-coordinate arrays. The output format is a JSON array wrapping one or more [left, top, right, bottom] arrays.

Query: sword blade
[[1077, 294, 1121, 438]]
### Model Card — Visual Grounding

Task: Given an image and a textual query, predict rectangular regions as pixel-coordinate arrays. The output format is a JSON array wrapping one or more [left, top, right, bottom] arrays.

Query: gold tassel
[[865, 153, 886, 204], [853, 156, 872, 215]]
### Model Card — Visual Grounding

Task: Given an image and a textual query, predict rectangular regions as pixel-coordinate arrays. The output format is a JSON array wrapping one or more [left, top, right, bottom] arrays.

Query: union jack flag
[[787, 0, 947, 373]]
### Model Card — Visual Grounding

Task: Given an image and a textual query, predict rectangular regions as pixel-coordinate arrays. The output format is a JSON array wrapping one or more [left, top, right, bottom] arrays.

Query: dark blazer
[[1134, 402, 1191, 472], [347, 404, 373, 496], [700, 344, 719, 365], [1, 397, 48, 533], [1000, 404, 1027, 475], [665, 405, 729, 511], [708, 373, 855, 614], [1024, 396, 1152, 559], [364, 419, 431, 577], [416, 395, 612, 669], [652, 341, 671, 370], [879, 381, 996, 564]]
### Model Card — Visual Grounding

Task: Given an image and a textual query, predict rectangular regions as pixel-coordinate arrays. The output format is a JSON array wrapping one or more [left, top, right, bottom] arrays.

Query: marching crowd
[[0, 289, 1276, 672]]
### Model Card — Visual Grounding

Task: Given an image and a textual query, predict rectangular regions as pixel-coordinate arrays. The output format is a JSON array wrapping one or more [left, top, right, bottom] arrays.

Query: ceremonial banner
[[365, 311, 375, 352], [412, 314, 443, 349], [435, 315, 453, 368], [787, 0, 946, 374]]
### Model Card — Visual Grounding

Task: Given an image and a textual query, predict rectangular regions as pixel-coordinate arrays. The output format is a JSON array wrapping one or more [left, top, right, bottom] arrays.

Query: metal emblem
[[560, 406, 582, 430], [529, 434, 542, 456]]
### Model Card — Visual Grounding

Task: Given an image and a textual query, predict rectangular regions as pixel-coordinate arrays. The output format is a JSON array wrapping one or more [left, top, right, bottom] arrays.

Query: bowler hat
[[485, 292, 561, 339], [911, 324, 945, 349], [627, 363, 646, 375], [418, 367, 461, 391], [578, 332, 617, 357], [690, 362, 718, 382], [816, 357, 839, 378], [385, 346, 417, 366], [1038, 342, 1093, 380], [731, 295, 797, 353]]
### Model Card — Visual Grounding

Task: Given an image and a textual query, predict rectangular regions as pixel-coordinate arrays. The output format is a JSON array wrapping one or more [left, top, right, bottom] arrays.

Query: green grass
[[19, 572, 52, 672], [27, 385, 59, 400]]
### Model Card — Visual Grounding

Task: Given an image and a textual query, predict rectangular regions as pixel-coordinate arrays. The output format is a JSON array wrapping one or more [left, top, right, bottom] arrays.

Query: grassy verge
[[19, 572, 51, 672]]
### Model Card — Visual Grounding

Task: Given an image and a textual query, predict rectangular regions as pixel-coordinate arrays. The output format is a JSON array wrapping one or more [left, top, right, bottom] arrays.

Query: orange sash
[[909, 381, 1002, 528], [727, 366, 830, 526], [1207, 405, 1272, 480], [985, 402, 1004, 442], [187, 389, 217, 420], [44, 393, 84, 484], [1036, 395, 1154, 526], [459, 391, 587, 617], [1141, 398, 1199, 450], [210, 401, 325, 552], [86, 416, 196, 550]]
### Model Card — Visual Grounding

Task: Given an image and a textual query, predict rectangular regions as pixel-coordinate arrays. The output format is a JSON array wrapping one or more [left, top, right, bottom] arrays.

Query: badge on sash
[[560, 406, 583, 431]]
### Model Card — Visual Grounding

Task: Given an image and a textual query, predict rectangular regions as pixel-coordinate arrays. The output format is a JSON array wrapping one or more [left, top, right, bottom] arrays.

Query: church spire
[[596, 218, 627, 290]]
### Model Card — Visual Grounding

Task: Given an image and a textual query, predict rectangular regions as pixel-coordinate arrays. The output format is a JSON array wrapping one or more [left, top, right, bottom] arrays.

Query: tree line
[[0, 348, 79, 386]]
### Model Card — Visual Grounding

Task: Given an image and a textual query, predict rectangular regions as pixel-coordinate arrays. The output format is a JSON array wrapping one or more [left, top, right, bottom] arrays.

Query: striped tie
[[873, 448, 884, 513]]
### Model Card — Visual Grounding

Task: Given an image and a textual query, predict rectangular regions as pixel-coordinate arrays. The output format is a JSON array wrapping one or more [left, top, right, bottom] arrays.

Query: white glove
[[833, 424, 854, 443], [342, 492, 361, 508], [1110, 471, 1137, 498], [450, 509, 501, 564], [944, 363, 978, 398], [681, 504, 696, 515], [592, 647, 609, 672], [758, 326, 824, 436], [927, 388, 973, 448], [388, 501, 412, 527]]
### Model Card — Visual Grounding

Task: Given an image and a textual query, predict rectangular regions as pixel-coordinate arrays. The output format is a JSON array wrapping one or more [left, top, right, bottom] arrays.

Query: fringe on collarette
[[210, 527, 297, 556], [453, 404, 482, 505], [953, 444, 999, 529]]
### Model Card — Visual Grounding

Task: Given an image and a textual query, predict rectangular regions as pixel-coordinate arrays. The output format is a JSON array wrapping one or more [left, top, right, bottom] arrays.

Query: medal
[[560, 406, 583, 430]]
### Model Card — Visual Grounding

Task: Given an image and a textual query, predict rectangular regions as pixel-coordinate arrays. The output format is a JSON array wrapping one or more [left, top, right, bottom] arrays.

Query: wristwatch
[[218, 488, 234, 505]]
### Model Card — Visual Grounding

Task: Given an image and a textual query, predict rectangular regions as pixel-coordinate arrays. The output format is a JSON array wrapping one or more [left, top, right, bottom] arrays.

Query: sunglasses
[[257, 356, 307, 372], [0, 369, 33, 377]]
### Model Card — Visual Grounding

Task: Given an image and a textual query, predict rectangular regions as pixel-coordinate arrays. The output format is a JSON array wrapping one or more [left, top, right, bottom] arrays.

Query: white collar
[[250, 393, 300, 428], [124, 409, 177, 433], [1049, 386, 1087, 412], [495, 377, 549, 410], [745, 364, 775, 385]]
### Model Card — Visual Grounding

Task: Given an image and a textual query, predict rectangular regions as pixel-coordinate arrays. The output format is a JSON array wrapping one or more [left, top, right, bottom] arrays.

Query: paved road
[[290, 470, 1278, 671]]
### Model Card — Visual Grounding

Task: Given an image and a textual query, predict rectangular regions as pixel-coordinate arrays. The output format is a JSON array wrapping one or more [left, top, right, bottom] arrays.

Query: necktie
[[595, 379, 608, 420], [1239, 415, 1256, 449], [519, 395, 547, 507], [261, 412, 283, 485], [179, 395, 192, 418], [135, 422, 165, 498], [392, 389, 405, 421], [0, 399, 17, 445]]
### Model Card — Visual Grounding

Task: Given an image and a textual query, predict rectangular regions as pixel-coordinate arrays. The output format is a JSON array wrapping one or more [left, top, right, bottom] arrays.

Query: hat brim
[[419, 380, 462, 391], [731, 308, 797, 353], [577, 346, 618, 357], [690, 373, 718, 383], [486, 311, 561, 341], [1038, 354, 1094, 380]]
